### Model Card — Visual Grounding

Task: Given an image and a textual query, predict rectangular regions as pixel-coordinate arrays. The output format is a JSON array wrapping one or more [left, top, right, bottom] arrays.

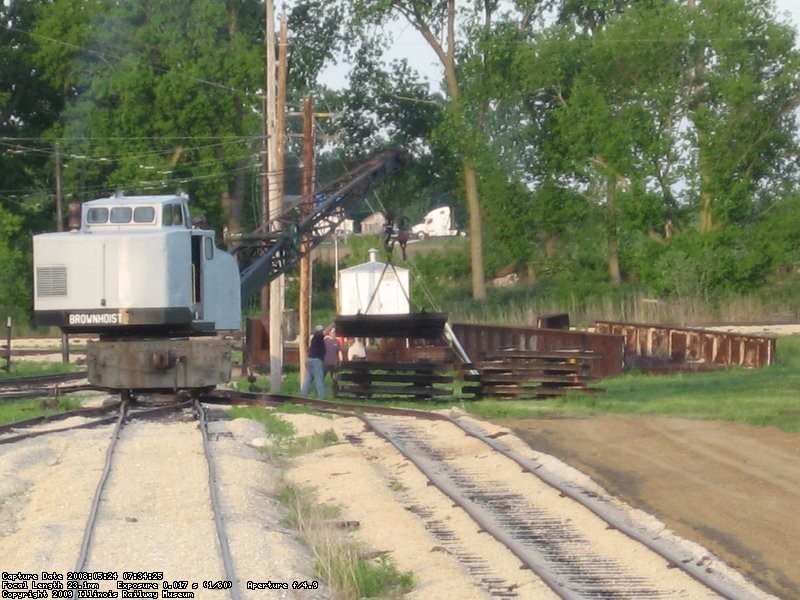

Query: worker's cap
[[315, 325, 324, 332]]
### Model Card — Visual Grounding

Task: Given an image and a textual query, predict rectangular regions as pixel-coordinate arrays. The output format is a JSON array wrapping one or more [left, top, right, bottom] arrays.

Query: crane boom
[[235, 149, 406, 304]]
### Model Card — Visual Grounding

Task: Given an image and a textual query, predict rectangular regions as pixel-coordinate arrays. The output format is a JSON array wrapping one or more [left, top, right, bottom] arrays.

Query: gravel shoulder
[[5, 333, 797, 598]]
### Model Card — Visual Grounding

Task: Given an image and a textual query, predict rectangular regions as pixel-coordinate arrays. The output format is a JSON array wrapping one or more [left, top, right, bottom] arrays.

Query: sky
[[775, 0, 800, 28], [319, 16, 441, 91], [319, 1, 800, 92]]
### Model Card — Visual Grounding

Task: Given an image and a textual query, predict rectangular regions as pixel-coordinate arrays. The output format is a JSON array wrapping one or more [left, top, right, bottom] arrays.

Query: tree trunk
[[608, 234, 622, 284], [688, 0, 713, 233], [699, 168, 713, 232], [606, 176, 622, 284], [220, 157, 248, 244], [545, 234, 557, 258], [413, 0, 487, 301], [463, 162, 486, 300]]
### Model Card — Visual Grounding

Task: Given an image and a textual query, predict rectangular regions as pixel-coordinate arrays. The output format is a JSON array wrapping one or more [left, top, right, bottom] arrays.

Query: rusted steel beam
[[334, 312, 448, 339], [594, 321, 776, 369]]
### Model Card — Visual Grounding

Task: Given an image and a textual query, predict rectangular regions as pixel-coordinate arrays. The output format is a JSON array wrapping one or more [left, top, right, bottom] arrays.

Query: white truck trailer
[[411, 206, 460, 239]]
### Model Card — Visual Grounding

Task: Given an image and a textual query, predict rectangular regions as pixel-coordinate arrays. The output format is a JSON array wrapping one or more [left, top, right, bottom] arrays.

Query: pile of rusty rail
[[450, 322, 624, 379], [462, 349, 603, 399], [334, 360, 453, 400]]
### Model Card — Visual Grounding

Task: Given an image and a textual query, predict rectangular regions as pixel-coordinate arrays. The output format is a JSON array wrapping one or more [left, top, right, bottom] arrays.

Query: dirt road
[[492, 416, 800, 600]]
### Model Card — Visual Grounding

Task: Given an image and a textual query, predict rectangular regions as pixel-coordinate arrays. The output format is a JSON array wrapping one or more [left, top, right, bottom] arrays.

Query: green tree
[[338, 0, 551, 301], [494, 4, 688, 284], [287, 0, 347, 97], [33, 0, 264, 231], [0, 205, 31, 322], [1, 0, 64, 229], [686, 0, 800, 231], [481, 0, 799, 290]]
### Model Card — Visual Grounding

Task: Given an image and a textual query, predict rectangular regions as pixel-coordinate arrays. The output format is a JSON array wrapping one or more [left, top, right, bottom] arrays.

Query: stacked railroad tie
[[462, 348, 604, 399]]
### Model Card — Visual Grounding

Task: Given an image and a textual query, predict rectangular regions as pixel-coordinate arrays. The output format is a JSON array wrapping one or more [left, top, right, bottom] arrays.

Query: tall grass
[[447, 287, 800, 328]]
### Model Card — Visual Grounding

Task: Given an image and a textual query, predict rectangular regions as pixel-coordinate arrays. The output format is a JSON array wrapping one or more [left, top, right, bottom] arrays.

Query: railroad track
[[0, 371, 91, 401], [0, 392, 327, 599], [205, 391, 773, 599], [70, 398, 242, 598], [0, 391, 775, 599], [360, 414, 746, 599]]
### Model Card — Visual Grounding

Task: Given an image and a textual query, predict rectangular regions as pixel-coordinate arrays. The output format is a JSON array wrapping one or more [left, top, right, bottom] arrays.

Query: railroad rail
[[0, 403, 121, 445], [463, 349, 604, 398], [0, 371, 89, 389], [0, 371, 92, 401], [74, 398, 131, 571], [201, 390, 770, 599], [195, 399, 242, 600]]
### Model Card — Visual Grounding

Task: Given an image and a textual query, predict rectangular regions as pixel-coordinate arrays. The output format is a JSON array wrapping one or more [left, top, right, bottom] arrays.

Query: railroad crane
[[32, 149, 406, 392]]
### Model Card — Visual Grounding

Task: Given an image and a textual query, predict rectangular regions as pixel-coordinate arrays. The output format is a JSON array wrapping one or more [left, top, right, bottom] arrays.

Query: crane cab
[[33, 193, 241, 391], [34, 194, 240, 334]]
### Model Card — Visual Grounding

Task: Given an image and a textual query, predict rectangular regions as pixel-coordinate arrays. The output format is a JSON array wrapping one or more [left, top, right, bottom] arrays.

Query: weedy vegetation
[[0, 358, 84, 425], [278, 483, 414, 600], [0, 397, 83, 426]]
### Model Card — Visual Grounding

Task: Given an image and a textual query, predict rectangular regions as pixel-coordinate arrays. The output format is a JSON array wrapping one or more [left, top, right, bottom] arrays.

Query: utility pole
[[276, 13, 287, 193], [298, 97, 314, 384], [55, 142, 69, 364], [264, 0, 285, 392], [268, 12, 288, 393], [261, 0, 273, 316], [55, 143, 63, 232]]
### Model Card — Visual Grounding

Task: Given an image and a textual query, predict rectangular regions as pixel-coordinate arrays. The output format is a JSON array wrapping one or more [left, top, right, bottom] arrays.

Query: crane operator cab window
[[110, 207, 132, 223], [84, 205, 156, 227], [86, 207, 109, 224], [163, 203, 185, 226], [80, 197, 189, 231], [134, 206, 155, 223]]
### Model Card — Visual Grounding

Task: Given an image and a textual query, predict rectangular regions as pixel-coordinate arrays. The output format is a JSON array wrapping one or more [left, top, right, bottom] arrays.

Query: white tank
[[337, 248, 410, 315]]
